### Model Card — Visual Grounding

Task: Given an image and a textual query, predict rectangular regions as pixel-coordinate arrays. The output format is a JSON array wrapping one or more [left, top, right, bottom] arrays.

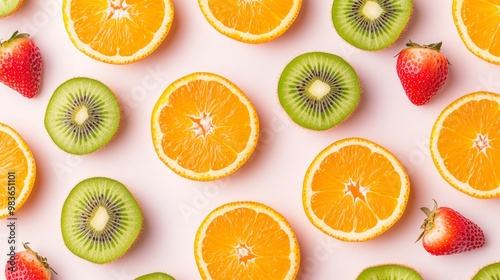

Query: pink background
[[1, 0, 500, 279]]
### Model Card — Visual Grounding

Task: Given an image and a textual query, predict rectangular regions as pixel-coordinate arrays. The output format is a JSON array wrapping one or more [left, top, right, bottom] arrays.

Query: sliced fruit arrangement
[[62, 0, 174, 64], [198, 0, 302, 44], [396, 41, 449, 106], [430, 91, 500, 198], [332, 0, 412, 51], [0, 122, 36, 219], [61, 177, 143, 264], [303, 137, 410, 241], [417, 200, 485, 256], [5, 243, 56, 280], [453, 0, 500, 64], [151, 72, 259, 181], [135, 272, 175, 280], [472, 262, 500, 279], [194, 201, 300, 279], [0, 0, 23, 17], [278, 52, 361, 131], [44, 77, 121, 155], [356, 264, 423, 280], [0, 31, 42, 98]]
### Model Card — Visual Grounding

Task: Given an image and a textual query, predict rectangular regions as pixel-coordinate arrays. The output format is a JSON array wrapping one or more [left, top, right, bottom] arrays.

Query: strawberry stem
[[415, 199, 439, 243], [0, 31, 30, 47], [22, 242, 58, 275], [405, 40, 442, 51]]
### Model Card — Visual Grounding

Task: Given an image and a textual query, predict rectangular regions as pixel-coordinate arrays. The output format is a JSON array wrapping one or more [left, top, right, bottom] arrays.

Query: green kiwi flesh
[[356, 264, 423, 280], [472, 262, 500, 280], [44, 77, 120, 155], [278, 51, 360, 131], [135, 272, 176, 280], [332, 0, 413, 51], [0, 0, 22, 17], [61, 177, 142, 264]]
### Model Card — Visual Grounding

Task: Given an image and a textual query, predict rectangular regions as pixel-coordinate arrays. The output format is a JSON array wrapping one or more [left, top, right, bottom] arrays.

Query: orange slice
[[452, 0, 500, 64], [194, 201, 300, 280], [430, 91, 500, 198], [151, 72, 259, 181], [62, 0, 174, 64], [303, 137, 410, 241], [0, 122, 36, 219], [198, 0, 302, 44]]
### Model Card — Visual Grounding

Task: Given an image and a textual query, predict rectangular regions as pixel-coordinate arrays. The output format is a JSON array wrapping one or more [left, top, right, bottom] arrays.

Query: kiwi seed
[[277, 51, 361, 131], [332, 0, 413, 51], [472, 262, 500, 280], [356, 264, 423, 280], [61, 177, 143, 264], [135, 272, 176, 280], [44, 77, 120, 155]]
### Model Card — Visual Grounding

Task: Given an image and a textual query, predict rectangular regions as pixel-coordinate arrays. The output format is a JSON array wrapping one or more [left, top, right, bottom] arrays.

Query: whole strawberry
[[396, 41, 449, 106], [0, 31, 42, 98], [5, 243, 56, 280], [417, 200, 485, 256]]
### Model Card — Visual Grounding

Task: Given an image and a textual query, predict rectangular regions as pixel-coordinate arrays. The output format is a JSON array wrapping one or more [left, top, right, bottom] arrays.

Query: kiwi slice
[[135, 272, 176, 280], [356, 264, 423, 280], [278, 51, 360, 131], [61, 177, 142, 264], [472, 262, 500, 279], [44, 77, 120, 155], [0, 0, 23, 17], [332, 0, 413, 51]]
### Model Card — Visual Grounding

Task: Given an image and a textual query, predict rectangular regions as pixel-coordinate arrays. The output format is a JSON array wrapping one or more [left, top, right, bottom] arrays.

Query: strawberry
[[5, 243, 56, 280], [0, 31, 42, 98], [396, 41, 449, 106], [417, 200, 485, 256]]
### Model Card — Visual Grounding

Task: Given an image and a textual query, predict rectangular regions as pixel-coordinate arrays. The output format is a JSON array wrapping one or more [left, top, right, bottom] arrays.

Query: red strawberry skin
[[5, 244, 55, 280], [0, 31, 42, 98], [396, 41, 449, 106], [419, 202, 485, 256]]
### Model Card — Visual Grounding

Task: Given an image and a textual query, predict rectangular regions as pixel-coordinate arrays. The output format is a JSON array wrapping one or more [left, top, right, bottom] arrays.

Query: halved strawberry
[[5, 243, 56, 280]]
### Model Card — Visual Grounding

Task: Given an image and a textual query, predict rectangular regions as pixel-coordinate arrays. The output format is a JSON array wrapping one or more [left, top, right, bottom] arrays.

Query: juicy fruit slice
[[44, 77, 121, 155], [332, 0, 413, 51], [430, 91, 500, 198], [356, 264, 423, 280], [62, 0, 174, 64], [198, 0, 302, 44], [194, 201, 300, 280], [303, 137, 410, 241], [5, 243, 56, 280], [453, 0, 500, 64], [0, 123, 36, 219], [472, 262, 500, 280], [135, 272, 175, 280], [151, 72, 259, 181], [278, 52, 361, 131], [61, 177, 143, 264], [0, 0, 23, 17]]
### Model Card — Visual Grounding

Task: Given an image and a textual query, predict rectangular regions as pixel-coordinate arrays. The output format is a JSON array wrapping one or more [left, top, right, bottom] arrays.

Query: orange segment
[[194, 201, 300, 280], [198, 0, 302, 43], [0, 123, 36, 219], [63, 0, 174, 64], [303, 137, 410, 241], [453, 0, 500, 64], [430, 91, 500, 198], [151, 72, 259, 181]]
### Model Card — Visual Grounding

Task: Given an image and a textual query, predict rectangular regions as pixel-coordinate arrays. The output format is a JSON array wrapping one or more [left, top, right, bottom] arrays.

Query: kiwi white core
[[74, 106, 89, 125], [308, 80, 331, 100], [90, 206, 110, 231], [362, 1, 384, 20]]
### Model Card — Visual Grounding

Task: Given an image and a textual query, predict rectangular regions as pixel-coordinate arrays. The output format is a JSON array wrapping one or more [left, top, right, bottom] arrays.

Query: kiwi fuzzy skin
[[330, 0, 414, 52], [0, 0, 24, 18], [356, 263, 423, 279]]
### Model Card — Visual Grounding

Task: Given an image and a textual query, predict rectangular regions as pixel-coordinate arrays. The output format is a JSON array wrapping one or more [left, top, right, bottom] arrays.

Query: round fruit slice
[[453, 0, 500, 64], [62, 0, 174, 64], [472, 262, 500, 280], [278, 52, 361, 131], [356, 264, 423, 280], [198, 0, 302, 44], [430, 91, 500, 198], [61, 177, 143, 264], [44, 77, 121, 155], [135, 272, 175, 280], [0, 122, 36, 219], [303, 137, 410, 241], [0, 0, 23, 17], [194, 201, 300, 280], [332, 0, 413, 51], [151, 72, 259, 181]]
